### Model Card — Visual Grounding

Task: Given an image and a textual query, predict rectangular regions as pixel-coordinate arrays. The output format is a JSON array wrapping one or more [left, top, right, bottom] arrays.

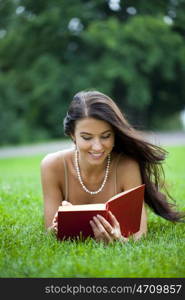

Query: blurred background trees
[[0, 0, 185, 145]]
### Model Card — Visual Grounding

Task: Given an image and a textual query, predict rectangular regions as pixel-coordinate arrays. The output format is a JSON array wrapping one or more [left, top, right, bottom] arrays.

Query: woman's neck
[[79, 156, 107, 178]]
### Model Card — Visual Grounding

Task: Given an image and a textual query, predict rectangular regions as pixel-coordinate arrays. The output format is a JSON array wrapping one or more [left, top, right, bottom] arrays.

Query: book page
[[58, 203, 105, 211], [107, 184, 145, 203]]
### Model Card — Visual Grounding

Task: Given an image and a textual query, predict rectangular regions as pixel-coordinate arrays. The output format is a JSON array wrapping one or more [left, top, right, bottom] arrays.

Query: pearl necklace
[[75, 149, 111, 195]]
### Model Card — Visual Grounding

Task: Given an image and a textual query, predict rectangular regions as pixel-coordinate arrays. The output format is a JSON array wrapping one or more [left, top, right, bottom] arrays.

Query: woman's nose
[[91, 139, 103, 151]]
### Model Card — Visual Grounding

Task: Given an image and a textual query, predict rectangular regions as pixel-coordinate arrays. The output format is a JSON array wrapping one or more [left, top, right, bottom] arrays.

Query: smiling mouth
[[88, 152, 105, 159]]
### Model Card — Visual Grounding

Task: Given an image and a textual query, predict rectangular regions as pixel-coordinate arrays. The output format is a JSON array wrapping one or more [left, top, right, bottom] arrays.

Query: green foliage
[[0, 146, 185, 277], [82, 15, 185, 111], [1, 1, 185, 145], [152, 112, 184, 131]]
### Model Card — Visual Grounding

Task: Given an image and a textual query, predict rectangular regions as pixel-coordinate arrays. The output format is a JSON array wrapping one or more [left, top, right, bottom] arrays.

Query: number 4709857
[[136, 284, 182, 294]]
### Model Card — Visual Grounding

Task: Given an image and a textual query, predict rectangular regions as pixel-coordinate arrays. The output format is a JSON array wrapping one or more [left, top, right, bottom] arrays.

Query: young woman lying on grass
[[41, 90, 184, 244]]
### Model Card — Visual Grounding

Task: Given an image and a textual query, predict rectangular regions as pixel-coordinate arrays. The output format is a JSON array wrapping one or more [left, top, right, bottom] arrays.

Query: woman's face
[[72, 117, 115, 165]]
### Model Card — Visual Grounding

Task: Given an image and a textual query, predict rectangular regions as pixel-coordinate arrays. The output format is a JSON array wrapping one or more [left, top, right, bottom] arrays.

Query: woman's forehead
[[75, 117, 113, 133]]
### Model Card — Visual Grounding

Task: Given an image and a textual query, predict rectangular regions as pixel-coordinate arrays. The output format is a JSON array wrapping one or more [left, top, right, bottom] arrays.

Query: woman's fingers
[[109, 211, 120, 229], [53, 211, 58, 222], [96, 214, 114, 236], [90, 213, 127, 244], [90, 217, 112, 243], [108, 212, 128, 242], [97, 214, 121, 239], [51, 203, 72, 237], [90, 214, 123, 243], [50, 210, 60, 235]]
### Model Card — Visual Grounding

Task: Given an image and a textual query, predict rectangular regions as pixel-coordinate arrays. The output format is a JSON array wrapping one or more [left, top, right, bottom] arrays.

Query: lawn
[[0, 146, 185, 278]]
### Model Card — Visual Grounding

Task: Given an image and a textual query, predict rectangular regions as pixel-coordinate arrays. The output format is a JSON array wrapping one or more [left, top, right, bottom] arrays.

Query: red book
[[57, 184, 145, 240]]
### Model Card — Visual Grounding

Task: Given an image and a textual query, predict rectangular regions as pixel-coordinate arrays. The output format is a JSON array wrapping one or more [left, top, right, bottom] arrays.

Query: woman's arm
[[133, 203, 147, 241], [121, 156, 147, 240], [40, 154, 63, 229]]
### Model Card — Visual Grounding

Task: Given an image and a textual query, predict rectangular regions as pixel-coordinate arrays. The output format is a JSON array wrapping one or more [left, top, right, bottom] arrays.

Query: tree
[[0, 0, 185, 145]]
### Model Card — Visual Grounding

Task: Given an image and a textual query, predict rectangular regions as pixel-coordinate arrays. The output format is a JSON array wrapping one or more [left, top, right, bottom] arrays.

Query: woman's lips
[[88, 152, 105, 159]]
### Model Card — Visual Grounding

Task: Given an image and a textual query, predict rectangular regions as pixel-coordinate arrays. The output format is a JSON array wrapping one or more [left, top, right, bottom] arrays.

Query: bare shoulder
[[117, 153, 142, 190], [118, 154, 140, 171], [40, 148, 73, 173]]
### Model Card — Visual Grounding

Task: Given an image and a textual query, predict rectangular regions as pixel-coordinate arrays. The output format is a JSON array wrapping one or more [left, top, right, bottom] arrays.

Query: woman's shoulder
[[114, 152, 139, 169], [115, 152, 142, 189], [40, 148, 74, 171], [120, 154, 139, 168]]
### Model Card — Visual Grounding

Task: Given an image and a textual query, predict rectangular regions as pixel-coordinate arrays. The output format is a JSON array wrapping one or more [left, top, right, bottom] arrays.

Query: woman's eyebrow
[[80, 130, 112, 135]]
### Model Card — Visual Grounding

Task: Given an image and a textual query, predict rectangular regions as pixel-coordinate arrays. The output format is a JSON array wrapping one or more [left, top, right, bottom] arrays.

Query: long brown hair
[[63, 90, 184, 222]]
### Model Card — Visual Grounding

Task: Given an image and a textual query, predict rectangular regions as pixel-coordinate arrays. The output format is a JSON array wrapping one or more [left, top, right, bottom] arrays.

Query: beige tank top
[[62, 153, 122, 204]]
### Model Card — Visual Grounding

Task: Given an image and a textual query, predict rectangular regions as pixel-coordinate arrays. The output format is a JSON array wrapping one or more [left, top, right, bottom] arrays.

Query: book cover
[[57, 184, 145, 240]]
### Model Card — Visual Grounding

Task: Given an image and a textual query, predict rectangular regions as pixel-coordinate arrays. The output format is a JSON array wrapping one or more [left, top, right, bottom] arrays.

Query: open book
[[57, 184, 145, 240]]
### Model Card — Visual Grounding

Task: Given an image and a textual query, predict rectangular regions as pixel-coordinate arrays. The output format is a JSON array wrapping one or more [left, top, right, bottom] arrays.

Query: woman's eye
[[82, 136, 91, 140], [101, 134, 111, 139], [82, 134, 111, 141]]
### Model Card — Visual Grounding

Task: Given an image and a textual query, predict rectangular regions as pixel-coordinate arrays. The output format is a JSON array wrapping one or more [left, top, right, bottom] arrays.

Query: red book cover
[[57, 184, 145, 240]]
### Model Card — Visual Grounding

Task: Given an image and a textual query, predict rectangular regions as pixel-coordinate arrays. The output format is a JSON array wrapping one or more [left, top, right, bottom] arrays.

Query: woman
[[41, 90, 184, 244]]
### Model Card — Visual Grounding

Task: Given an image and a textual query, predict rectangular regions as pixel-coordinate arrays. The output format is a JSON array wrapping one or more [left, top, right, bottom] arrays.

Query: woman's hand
[[47, 210, 58, 235], [47, 201, 72, 235], [90, 211, 128, 244]]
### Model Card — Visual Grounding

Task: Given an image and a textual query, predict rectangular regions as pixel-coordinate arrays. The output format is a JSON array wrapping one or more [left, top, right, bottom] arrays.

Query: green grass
[[0, 146, 185, 278]]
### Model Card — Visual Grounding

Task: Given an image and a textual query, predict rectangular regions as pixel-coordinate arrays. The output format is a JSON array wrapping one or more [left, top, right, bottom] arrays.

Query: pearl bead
[[75, 150, 111, 195]]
